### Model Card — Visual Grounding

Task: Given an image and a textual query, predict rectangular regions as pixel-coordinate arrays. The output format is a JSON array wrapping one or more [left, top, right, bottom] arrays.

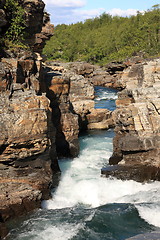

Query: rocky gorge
[[0, 1, 160, 238], [0, 1, 114, 237], [1, 55, 160, 238]]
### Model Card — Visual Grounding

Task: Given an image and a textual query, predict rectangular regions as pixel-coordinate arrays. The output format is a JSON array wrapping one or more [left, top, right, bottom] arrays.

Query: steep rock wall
[[106, 58, 160, 181], [0, 1, 56, 238]]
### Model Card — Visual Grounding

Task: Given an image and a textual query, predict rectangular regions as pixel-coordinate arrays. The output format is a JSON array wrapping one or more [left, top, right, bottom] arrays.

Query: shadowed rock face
[[45, 71, 80, 158], [107, 58, 160, 182]]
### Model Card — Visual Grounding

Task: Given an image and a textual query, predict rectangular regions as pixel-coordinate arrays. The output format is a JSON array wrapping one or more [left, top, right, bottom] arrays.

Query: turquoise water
[[7, 87, 160, 240], [94, 86, 118, 111]]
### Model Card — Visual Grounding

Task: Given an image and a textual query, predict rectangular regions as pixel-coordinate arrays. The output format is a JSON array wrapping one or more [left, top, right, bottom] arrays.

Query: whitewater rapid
[[43, 129, 160, 228], [42, 87, 160, 229]]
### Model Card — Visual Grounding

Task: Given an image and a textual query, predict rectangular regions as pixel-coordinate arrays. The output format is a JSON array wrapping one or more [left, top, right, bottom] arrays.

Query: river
[[8, 87, 160, 240]]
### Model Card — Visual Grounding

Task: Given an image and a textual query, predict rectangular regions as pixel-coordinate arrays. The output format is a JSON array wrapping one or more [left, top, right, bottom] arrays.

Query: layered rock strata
[[0, 60, 59, 238], [45, 63, 114, 136], [0, 0, 55, 238], [103, 58, 160, 182], [67, 61, 127, 89]]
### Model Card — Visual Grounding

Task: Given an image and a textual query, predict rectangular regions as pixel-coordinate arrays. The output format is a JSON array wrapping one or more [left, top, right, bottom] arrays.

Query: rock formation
[[45, 62, 114, 134], [0, 0, 56, 238], [45, 71, 80, 158], [0, 51, 117, 238], [0, 0, 54, 57], [103, 58, 160, 182], [68, 61, 127, 89]]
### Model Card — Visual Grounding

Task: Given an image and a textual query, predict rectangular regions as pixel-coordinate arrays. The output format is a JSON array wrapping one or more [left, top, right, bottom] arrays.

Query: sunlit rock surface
[[105, 58, 160, 182]]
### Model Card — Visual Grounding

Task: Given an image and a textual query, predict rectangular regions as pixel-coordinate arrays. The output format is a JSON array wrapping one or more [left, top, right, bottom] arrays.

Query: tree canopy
[[43, 5, 160, 65]]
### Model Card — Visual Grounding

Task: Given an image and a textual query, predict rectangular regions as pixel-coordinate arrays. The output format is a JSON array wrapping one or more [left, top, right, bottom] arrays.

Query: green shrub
[[4, 0, 26, 43]]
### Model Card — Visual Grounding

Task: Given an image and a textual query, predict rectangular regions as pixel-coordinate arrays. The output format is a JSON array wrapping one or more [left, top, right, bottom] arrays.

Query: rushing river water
[[8, 87, 160, 240]]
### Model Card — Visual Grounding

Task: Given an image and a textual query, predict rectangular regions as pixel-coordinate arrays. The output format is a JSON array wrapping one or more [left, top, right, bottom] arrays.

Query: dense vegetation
[[43, 5, 160, 65], [4, 0, 26, 42]]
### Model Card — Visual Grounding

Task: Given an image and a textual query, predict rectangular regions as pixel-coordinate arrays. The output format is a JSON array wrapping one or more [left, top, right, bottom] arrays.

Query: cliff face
[[46, 71, 80, 158], [0, 1, 56, 238], [106, 58, 160, 181]]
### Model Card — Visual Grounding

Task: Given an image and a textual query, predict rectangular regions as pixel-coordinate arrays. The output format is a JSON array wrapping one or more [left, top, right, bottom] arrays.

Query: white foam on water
[[136, 204, 160, 228], [96, 95, 118, 101], [43, 140, 160, 228], [35, 223, 82, 240], [95, 88, 118, 101], [44, 143, 160, 214], [18, 223, 82, 240]]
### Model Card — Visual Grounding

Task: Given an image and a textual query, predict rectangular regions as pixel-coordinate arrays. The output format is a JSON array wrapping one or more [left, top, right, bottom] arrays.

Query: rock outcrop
[[68, 61, 127, 89], [46, 72, 80, 158], [45, 62, 114, 134], [103, 58, 160, 182], [0, 60, 58, 239]]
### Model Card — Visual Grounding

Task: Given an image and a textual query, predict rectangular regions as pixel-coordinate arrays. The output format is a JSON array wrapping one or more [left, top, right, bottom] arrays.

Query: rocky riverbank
[[103, 58, 160, 182], [40, 58, 160, 184], [0, 32, 117, 240]]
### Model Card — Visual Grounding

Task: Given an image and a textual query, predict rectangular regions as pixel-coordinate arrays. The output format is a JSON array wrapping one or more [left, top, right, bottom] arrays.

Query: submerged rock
[[101, 164, 160, 182]]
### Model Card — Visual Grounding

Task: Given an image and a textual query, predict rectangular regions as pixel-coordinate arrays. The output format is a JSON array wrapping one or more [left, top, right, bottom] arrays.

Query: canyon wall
[[104, 58, 160, 181], [0, 0, 56, 238]]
